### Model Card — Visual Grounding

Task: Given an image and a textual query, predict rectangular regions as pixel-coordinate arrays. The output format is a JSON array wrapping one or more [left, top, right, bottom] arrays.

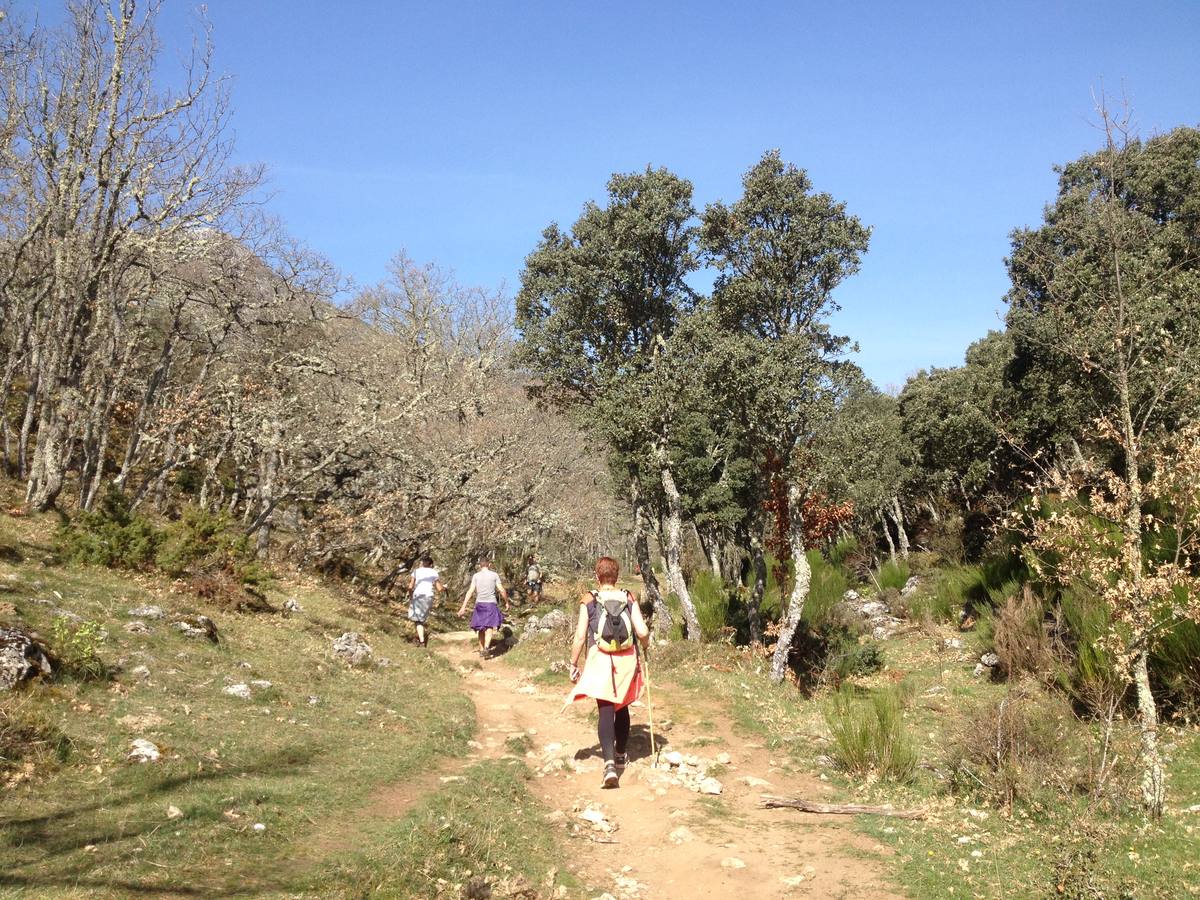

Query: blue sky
[[23, 1, 1200, 388]]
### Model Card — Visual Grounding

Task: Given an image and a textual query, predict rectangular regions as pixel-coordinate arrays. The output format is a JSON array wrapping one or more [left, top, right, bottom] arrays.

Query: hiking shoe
[[602, 764, 619, 789], [614, 752, 628, 770]]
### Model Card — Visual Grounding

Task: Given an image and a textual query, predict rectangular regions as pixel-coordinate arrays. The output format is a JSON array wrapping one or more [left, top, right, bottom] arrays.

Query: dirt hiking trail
[[429, 631, 901, 900]]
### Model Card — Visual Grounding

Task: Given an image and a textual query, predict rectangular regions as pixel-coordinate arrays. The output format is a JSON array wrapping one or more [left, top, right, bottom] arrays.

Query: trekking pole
[[642, 642, 658, 765]]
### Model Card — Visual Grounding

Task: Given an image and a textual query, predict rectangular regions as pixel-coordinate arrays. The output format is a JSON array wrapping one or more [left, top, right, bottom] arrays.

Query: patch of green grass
[[907, 564, 981, 622], [825, 685, 917, 783], [504, 733, 533, 756], [876, 559, 910, 592], [502, 627, 571, 673], [692, 795, 733, 821], [0, 692, 74, 778], [691, 570, 731, 641], [309, 759, 580, 898], [802, 550, 851, 630]]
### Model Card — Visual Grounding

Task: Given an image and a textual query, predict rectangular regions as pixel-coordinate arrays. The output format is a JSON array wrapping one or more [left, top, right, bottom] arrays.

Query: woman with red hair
[[566, 556, 649, 788]]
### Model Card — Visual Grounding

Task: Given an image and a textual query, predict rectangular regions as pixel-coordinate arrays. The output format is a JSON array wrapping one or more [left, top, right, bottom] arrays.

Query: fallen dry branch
[[760, 795, 927, 819]]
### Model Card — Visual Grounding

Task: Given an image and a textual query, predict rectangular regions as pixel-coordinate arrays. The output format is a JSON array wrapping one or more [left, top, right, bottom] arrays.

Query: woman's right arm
[[569, 596, 589, 681]]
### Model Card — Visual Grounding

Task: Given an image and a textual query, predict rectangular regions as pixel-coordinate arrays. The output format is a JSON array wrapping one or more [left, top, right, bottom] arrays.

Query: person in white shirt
[[406, 555, 445, 647]]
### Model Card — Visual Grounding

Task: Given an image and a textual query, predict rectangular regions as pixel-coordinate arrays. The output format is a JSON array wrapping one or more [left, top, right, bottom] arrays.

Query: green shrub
[[825, 685, 916, 782], [802, 550, 851, 630], [156, 506, 244, 574], [914, 564, 980, 622], [50, 616, 108, 682], [57, 488, 161, 569], [875, 559, 910, 592], [974, 549, 1028, 605], [1152, 618, 1200, 719], [823, 631, 885, 684], [906, 550, 944, 577], [690, 570, 732, 642], [156, 506, 271, 600], [828, 535, 860, 570]]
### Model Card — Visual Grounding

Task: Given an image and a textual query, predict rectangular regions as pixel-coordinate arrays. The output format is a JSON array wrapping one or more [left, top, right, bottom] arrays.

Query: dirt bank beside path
[[431, 631, 902, 900]]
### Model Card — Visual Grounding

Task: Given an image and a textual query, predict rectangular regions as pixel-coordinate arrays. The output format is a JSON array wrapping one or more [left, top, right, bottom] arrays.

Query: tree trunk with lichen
[[660, 460, 701, 641], [770, 483, 812, 683], [891, 495, 909, 559], [631, 481, 672, 637]]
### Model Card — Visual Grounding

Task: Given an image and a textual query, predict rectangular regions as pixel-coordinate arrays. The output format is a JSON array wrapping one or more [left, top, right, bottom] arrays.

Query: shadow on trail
[[0, 873, 218, 897], [571, 724, 669, 763]]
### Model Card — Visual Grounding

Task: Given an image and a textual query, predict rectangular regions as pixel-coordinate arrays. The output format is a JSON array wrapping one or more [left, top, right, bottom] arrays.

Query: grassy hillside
[[1, 510, 490, 897]]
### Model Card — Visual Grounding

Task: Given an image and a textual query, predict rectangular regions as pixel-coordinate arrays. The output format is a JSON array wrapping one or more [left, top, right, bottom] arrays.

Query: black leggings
[[597, 701, 630, 762]]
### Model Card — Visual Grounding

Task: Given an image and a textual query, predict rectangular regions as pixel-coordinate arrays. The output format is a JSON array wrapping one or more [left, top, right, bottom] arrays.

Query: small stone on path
[[721, 857, 746, 869], [578, 806, 615, 833]]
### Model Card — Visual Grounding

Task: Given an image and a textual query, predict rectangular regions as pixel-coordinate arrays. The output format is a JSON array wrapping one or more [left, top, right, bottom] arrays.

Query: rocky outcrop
[[522, 608, 570, 637], [0, 625, 53, 690], [127, 605, 165, 620], [836, 590, 903, 640], [331, 632, 372, 666], [172, 615, 219, 643]]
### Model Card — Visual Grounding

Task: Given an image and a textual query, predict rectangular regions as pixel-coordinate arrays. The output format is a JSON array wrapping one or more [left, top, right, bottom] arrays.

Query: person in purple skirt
[[458, 554, 509, 658]]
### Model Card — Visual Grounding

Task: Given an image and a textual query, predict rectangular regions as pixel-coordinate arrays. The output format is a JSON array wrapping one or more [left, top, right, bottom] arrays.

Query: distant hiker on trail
[[458, 555, 509, 658], [525, 554, 543, 600], [565, 556, 649, 789], [406, 555, 445, 648]]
